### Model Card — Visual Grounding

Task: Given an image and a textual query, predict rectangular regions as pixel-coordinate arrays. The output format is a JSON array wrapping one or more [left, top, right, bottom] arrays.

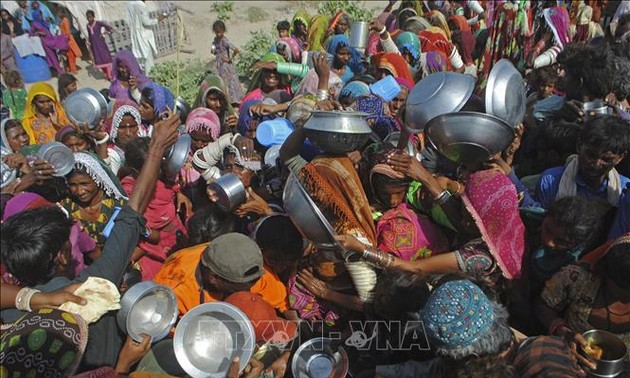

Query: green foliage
[[317, 0, 374, 22], [211, 1, 233, 22], [151, 59, 208, 106], [235, 30, 275, 80], [247, 6, 269, 23]]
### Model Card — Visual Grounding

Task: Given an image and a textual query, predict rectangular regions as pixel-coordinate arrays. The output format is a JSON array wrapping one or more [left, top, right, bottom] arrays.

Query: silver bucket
[[349, 21, 369, 49]]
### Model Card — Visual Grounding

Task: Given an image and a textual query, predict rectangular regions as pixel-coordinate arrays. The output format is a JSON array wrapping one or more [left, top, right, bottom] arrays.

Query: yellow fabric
[[22, 82, 69, 144]]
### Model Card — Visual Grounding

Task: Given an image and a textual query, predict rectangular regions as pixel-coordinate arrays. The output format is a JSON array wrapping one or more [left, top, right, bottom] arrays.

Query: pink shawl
[[461, 170, 526, 279]]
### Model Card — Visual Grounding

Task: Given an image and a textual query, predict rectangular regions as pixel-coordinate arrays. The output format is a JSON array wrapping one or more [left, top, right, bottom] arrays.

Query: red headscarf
[[377, 53, 415, 83]]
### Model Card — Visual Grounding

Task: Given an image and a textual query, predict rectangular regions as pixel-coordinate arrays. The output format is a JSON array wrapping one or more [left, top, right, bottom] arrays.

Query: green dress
[[2, 88, 27, 120]]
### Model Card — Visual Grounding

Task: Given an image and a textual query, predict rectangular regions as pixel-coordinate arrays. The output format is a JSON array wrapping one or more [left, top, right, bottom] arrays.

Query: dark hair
[[255, 215, 303, 259], [558, 44, 616, 99], [60, 129, 95, 151], [276, 20, 290, 31], [86, 10, 94, 17], [539, 120, 580, 157], [373, 271, 430, 320], [3, 118, 22, 133], [212, 20, 226, 32], [3, 70, 23, 88], [546, 197, 604, 250], [140, 87, 156, 110], [578, 115, 630, 155], [57, 73, 77, 101], [120, 137, 150, 179], [186, 205, 235, 246], [1, 207, 72, 286], [601, 240, 630, 289], [530, 66, 557, 87], [99, 88, 110, 103], [613, 57, 630, 102], [204, 88, 228, 115]]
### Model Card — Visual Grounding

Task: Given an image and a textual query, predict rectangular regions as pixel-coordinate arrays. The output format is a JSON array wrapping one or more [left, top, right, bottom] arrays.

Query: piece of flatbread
[[59, 276, 121, 324]]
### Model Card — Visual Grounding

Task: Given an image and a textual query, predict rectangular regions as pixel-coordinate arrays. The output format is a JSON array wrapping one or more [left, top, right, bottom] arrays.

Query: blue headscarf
[[326, 35, 365, 80], [143, 83, 175, 115]]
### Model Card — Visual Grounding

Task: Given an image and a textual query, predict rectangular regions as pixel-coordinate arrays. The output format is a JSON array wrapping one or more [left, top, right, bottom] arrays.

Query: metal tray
[[63, 88, 108, 129], [485, 59, 526, 127]]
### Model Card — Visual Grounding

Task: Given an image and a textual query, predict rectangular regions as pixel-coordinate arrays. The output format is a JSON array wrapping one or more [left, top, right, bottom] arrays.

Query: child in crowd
[[1, 70, 26, 120], [212, 20, 243, 103]]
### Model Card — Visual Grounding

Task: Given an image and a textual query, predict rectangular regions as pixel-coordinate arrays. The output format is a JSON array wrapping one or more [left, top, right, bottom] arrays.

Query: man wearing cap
[[153, 233, 291, 319]]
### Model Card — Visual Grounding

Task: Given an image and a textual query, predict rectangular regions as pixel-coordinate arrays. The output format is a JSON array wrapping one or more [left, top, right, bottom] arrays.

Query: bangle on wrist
[[361, 247, 394, 269], [94, 133, 110, 145], [316, 89, 330, 101], [434, 190, 452, 205], [15, 287, 41, 312], [378, 26, 387, 35]]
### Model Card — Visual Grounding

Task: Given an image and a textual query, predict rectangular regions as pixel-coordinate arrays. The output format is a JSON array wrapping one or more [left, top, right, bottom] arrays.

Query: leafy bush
[[235, 30, 275, 81], [211, 1, 233, 22], [151, 58, 209, 106], [317, 0, 375, 22]]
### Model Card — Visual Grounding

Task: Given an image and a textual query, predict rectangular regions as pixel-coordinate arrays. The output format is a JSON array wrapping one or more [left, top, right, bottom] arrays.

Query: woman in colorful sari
[[61, 151, 128, 251], [120, 137, 187, 280], [292, 10, 310, 51], [22, 82, 70, 145], [28, 8, 67, 75], [240, 52, 291, 109], [326, 35, 356, 83], [103, 99, 145, 174], [527, 5, 571, 70], [355, 95, 401, 141], [180, 107, 221, 188], [448, 15, 476, 69], [337, 167, 526, 287], [275, 37, 302, 64], [376, 52, 415, 83], [535, 234, 630, 373], [366, 148, 449, 261], [108, 50, 151, 102], [194, 74, 238, 134]]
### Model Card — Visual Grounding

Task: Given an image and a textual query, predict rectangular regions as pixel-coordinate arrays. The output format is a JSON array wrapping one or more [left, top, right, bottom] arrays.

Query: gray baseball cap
[[201, 233, 264, 283]]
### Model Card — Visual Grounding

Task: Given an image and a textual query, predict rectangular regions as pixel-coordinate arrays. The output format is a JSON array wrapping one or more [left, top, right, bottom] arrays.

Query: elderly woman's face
[[33, 95, 54, 116], [389, 87, 408, 117], [116, 114, 139, 147], [5, 125, 29, 152], [335, 18, 349, 34], [190, 130, 214, 152], [67, 172, 101, 206]]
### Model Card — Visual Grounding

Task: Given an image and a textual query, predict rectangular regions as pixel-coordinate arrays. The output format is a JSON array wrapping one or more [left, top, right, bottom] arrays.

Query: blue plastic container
[[16, 50, 51, 83], [370, 75, 401, 102], [256, 118, 294, 147]]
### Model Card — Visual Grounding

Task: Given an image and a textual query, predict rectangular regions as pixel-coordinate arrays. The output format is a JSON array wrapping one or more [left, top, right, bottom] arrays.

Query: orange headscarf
[[22, 82, 70, 144], [377, 53, 415, 83]]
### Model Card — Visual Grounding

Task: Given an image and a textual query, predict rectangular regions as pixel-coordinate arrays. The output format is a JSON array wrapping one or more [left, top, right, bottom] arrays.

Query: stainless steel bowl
[[425, 112, 514, 165], [485, 59, 526, 127], [174, 302, 256, 378], [37, 142, 75, 177], [0, 146, 17, 189], [163, 133, 191, 179], [583, 100, 611, 121], [405, 72, 476, 132], [304, 111, 372, 155], [291, 337, 349, 378], [384, 131, 417, 157], [210, 173, 247, 212], [63, 88, 108, 129], [283, 172, 338, 248], [175, 96, 190, 124], [116, 281, 178, 343], [581, 329, 627, 378]]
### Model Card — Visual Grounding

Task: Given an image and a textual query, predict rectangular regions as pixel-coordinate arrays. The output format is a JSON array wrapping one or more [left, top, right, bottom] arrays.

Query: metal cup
[[349, 21, 369, 49], [583, 100, 610, 121]]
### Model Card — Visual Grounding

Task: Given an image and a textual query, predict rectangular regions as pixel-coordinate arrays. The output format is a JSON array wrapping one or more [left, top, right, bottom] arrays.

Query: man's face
[[578, 144, 626, 185]]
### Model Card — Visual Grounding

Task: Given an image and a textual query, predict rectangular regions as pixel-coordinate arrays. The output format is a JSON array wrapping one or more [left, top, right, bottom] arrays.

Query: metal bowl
[[384, 131, 417, 157], [175, 96, 190, 124], [425, 112, 514, 165], [63, 88, 108, 129], [485, 59, 526, 127], [291, 337, 349, 378], [405, 72, 476, 132], [581, 329, 627, 378], [304, 111, 372, 155], [209, 173, 247, 212], [163, 133, 191, 179], [0, 146, 17, 189], [283, 172, 338, 248], [37, 142, 75, 177], [174, 302, 256, 378], [116, 281, 178, 343]]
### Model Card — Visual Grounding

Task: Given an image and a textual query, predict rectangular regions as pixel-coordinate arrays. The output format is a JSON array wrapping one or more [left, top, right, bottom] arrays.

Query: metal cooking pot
[[304, 111, 372, 155], [174, 302, 255, 378], [210, 173, 247, 212], [425, 112, 514, 165], [291, 337, 349, 378], [405, 72, 475, 132], [283, 172, 339, 248], [580, 330, 627, 378], [485, 59, 526, 127], [163, 133, 191, 179], [116, 281, 178, 343], [63, 88, 108, 129]]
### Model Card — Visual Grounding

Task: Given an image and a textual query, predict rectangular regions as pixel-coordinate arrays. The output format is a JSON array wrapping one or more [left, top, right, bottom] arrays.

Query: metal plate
[[292, 337, 349, 378], [163, 134, 191, 179], [0, 146, 17, 189], [117, 281, 178, 343], [210, 173, 247, 212], [36, 142, 75, 176], [174, 302, 255, 378], [63, 88, 108, 129], [485, 59, 526, 127]]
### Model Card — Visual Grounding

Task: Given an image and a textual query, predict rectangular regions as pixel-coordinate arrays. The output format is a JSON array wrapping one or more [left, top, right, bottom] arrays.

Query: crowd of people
[[1, 0, 630, 377]]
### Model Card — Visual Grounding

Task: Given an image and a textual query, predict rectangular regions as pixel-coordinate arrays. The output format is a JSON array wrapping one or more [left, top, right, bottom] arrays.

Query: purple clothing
[[28, 21, 67, 73], [87, 20, 113, 65], [70, 222, 97, 276], [109, 49, 151, 100], [214, 35, 243, 102]]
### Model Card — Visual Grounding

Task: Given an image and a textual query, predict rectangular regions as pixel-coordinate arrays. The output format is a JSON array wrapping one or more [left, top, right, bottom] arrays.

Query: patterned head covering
[[0, 309, 88, 377], [72, 151, 128, 200], [110, 104, 143, 140], [275, 37, 302, 63], [543, 6, 572, 48], [287, 94, 317, 127], [395, 32, 421, 61], [292, 10, 310, 30], [428, 10, 451, 40], [419, 51, 448, 77], [422, 280, 494, 350], [327, 11, 350, 32], [355, 95, 401, 140], [326, 34, 350, 56], [462, 169, 526, 279], [378, 53, 415, 83], [142, 82, 175, 115], [185, 107, 221, 140], [340, 81, 371, 101]]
